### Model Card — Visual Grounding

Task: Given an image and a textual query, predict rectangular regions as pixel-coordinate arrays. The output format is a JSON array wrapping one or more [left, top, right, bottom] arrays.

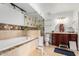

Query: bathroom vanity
[[52, 32, 78, 49]]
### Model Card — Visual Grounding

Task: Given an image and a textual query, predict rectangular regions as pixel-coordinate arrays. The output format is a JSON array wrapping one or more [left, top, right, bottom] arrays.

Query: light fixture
[[56, 16, 69, 24], [10, 3, 27, 15]]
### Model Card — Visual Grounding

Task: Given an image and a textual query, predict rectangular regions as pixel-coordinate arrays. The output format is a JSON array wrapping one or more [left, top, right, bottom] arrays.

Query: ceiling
[[14, 3, 79, 20], [14, 3, 36, 13], [29, 3, 79, 20], [14, 3, 43, 20]]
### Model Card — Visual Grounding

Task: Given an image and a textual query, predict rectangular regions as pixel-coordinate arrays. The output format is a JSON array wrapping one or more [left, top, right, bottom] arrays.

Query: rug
[[54, 48, 75, 56]]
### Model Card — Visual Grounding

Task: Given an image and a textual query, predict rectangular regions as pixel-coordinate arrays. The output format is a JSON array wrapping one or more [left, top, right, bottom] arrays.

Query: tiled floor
[[30, 45, 79, 56], [30, 45, 65, 56]]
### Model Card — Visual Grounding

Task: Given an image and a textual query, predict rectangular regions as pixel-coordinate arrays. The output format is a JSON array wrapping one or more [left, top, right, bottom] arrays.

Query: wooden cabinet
[[52, 33, 78, 46], [53, 34, 60, 46], [70, 34, 77, 41]]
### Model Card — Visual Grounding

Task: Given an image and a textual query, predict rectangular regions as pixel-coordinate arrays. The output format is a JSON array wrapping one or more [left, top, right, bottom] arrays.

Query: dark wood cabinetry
[[52, 32, 78, 46], [70, 34, 77, 41]]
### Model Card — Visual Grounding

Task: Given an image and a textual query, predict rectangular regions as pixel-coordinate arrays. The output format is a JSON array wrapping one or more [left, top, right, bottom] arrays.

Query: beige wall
[[26, 30, 41, 39], [0, 30, 41, 40], [0, 30, 25, 40]]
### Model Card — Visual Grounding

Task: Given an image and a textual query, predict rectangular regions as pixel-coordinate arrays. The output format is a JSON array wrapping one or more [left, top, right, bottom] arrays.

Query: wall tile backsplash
[[0, 23, 24, 30]]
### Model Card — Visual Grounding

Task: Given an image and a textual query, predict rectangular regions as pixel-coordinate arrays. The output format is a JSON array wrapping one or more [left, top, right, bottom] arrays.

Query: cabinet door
[[52, 34, 59, 46], [63, 34, 69, 44], [59, 34, 63, 44], [70, 34, 77, 41]]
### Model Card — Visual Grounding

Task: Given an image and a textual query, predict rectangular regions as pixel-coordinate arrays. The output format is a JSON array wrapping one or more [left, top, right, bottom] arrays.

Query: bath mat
[[54, 48, 75, 56]]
